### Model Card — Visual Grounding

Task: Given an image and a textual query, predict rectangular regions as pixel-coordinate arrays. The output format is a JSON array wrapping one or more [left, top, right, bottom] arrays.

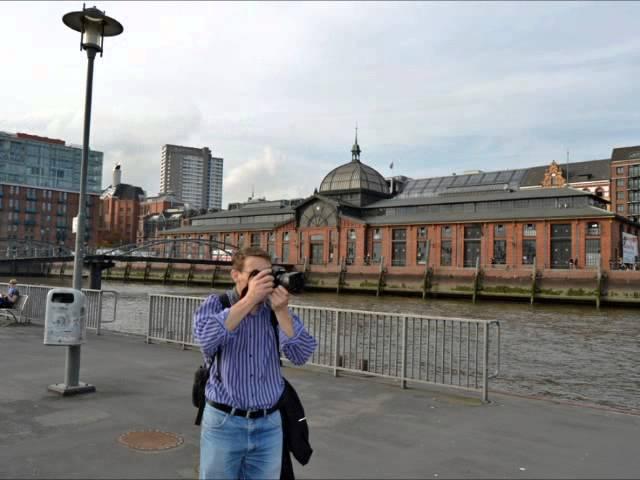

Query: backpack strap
[[270, 310, 282, 367]]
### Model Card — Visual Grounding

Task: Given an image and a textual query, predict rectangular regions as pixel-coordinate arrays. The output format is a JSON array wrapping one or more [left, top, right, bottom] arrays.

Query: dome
[[319, 160, 388, 194], [318, 132, 388, 194]]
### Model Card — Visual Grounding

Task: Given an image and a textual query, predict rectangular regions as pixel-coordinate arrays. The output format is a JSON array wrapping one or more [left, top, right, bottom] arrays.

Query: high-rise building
[[610, 146, 640, 224], [0, 132, 103, 193], [0, 132, 103, 248], [160, 144, 223, 211]]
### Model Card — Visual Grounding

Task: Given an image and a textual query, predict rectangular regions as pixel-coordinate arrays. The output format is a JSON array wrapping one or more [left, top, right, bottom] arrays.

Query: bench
[[0, 295, 29, 324]]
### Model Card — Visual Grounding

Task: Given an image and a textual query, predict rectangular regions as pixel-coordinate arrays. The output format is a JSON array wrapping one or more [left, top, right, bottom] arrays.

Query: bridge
[[0, 238, 292, 289]]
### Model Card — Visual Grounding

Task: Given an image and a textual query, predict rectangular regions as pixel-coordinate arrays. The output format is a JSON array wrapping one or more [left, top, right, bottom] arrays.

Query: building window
[[617, 166, 625, 175], [522, 239, 536, 265], [523, 224, 536, 237], [617, 178, 625, 188], [441, 225, 452, 238], [630, 164, 640, 177], [282, 232, 290, 263], [391, 228, 406, 266], [463, 224, 482, 268], [617, 191, 625, 200], [617, 205, 625, 213], [251, 233, 261, 248], [440, 240, 452, 266], [238, 233, 245, 248], [586, 222, 600, 236], [299, 231, 305, 262], [310, 234, 324, 265], [551, 224, 572, 269], [267, 232, 275, 260], [346, 229, 356, 264], [416, 227, 427, 265], [371, 228, 382, 264], [493, 240, 506, 265], [586, 239, 601, 267], [329, 230, 337, 264], [494, 224, 505, 237]]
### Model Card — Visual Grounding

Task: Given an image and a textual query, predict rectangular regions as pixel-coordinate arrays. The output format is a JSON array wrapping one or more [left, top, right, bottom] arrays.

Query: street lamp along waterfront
[[48, 5, 123, 396]]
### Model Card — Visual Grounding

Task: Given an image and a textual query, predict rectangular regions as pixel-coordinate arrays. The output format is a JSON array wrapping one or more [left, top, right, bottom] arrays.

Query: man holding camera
[[194, 247, 317, 480]]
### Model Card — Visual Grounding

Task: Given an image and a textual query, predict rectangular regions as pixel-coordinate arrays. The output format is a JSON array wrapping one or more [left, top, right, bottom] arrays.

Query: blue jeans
[[200, 404, 282, 480]]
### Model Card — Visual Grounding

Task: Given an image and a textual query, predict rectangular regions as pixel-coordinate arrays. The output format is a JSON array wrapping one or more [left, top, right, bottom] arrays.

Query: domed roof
[[319, 161, 389, 194], [319, 133, 388, 194]]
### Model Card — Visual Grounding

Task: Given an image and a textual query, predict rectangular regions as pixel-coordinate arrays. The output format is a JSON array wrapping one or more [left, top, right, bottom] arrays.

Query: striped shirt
[[193, 291, 317, 410]]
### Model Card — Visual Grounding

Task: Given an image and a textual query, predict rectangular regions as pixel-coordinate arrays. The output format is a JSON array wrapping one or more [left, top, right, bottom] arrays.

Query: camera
[[249, 266, 305, 294]]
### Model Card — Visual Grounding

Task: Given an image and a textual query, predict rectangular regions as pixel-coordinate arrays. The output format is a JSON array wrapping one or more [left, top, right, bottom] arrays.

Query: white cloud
[[2, 1, 640, 206]]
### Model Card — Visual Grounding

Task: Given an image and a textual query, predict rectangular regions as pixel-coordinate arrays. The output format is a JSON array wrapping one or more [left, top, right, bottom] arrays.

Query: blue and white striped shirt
[[193, 291, 317, 410]]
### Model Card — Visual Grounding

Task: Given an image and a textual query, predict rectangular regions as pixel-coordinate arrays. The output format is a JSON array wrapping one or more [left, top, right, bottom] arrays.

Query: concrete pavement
[[1, 324, 638, 479]]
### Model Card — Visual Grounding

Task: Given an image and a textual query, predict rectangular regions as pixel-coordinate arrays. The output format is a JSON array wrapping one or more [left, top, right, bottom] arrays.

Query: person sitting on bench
[[0, 279, 20, 308]]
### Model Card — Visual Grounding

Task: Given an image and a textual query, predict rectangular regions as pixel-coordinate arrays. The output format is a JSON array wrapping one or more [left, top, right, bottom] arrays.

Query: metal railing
[[146, 294, 501, 401], [147, 294, 204, 349], [0, 283, 118, 334]]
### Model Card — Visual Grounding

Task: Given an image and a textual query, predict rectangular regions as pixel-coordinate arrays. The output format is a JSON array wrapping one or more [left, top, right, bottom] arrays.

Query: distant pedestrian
[[0, 279, 20, 308]]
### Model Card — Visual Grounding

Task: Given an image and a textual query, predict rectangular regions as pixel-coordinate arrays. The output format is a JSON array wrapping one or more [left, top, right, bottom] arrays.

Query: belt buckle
[[245, 409, 253, 419]]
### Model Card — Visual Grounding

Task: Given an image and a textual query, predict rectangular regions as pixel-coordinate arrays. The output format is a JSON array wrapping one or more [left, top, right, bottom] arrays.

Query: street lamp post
[[49, 5, 123, 396]]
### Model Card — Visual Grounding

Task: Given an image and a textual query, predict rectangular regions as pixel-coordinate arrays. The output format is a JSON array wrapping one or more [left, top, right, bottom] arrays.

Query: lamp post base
[[48, 382, 96, 396]]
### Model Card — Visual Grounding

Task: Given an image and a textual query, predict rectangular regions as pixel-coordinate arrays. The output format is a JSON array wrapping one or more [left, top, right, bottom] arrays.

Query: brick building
[[158, 137, 640, 272], [98, 164, 145, 247], [0, 131, 103, 250]]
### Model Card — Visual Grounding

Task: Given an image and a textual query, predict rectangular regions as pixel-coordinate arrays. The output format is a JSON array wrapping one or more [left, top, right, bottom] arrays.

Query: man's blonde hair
[[9, 279, 17, 285], [231, 247, 271, 271]]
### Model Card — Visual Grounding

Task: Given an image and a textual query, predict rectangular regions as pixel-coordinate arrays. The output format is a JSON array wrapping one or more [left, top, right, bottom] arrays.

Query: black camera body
[[271, 265, 305, 294], [248, 266, 305, 294]]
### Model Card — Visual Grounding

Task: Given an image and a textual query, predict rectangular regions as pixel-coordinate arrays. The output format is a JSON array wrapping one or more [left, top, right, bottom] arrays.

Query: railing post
[[482, 322, 489, 403], [146, 295, 153, 344], [96, 290, 103, 336], [182, 298, 187, 350], [333, 310, 340, 377], [401, 316, 408, 389]]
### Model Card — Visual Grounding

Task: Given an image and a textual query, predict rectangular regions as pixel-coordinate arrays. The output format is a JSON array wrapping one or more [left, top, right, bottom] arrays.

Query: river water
[[9, 276, 639, 412]]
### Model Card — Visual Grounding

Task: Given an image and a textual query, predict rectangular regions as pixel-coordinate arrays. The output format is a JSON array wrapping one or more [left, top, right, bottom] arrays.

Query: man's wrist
[[273, 305, 289, 315]]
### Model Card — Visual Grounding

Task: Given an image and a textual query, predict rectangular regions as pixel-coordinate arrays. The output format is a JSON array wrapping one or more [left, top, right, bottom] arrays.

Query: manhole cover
[[118, 430, 184, 452]]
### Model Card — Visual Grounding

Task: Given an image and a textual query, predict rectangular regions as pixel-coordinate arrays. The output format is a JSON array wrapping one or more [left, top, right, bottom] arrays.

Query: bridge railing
[[1, 283, 118, 335], [146, 294, 501, 401]]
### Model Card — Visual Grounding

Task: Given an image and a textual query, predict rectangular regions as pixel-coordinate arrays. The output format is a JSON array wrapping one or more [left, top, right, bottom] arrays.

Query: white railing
[[1, 283, 118, 335], [146, 294, 501, 401]]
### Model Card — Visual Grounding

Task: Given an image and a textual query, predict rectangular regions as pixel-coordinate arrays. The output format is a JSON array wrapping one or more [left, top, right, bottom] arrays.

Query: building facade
[[0, 132, 103, 194], [0, 132, 103, 249], [160, 144, 223, 210], [137, 193, 186, 245], [98, 164, 145, 246], [0, 184, 100, 249], [610, 145, 640, 224], [158, 137, 640, 273]]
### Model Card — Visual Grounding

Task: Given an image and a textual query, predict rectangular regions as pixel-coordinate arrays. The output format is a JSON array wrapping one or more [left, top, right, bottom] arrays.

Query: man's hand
[[244, 269, 274, 308], [270, 286, 294, 337], [270, 286, 289, 312]]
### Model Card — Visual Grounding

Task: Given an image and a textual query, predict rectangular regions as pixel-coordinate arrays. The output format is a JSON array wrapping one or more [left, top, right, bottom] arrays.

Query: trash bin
[[43, 288, 87, 345]]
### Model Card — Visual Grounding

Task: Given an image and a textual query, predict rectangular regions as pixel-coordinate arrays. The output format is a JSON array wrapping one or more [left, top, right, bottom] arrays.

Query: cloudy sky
[[2, 1, 640, 206]]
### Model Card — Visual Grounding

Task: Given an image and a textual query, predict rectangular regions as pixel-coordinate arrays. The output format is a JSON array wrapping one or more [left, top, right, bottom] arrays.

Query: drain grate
[[118, 430, 184, 452]]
